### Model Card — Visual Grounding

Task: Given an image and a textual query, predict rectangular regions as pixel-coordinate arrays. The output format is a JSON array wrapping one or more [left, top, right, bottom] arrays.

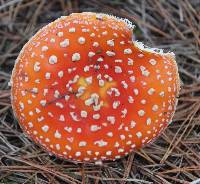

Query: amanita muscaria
[[11, 12, 180, 162]]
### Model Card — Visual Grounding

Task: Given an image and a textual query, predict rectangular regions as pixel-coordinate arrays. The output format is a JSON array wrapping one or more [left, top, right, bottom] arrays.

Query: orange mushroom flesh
[[11, 12, 180, 162]]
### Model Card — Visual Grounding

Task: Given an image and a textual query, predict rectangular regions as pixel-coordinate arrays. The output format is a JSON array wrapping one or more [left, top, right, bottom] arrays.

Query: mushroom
[[11, 12, 180, 162]]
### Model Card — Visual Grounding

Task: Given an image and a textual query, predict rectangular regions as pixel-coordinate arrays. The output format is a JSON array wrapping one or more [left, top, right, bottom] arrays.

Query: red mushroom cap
[[11, 12, 180, 162]]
